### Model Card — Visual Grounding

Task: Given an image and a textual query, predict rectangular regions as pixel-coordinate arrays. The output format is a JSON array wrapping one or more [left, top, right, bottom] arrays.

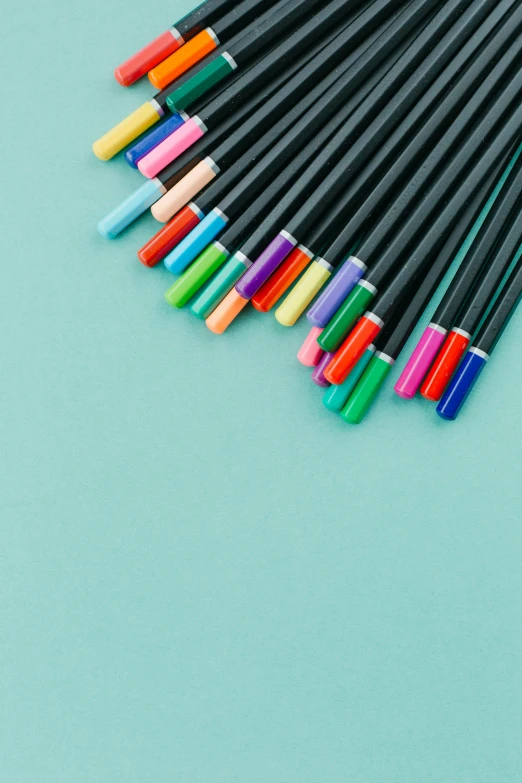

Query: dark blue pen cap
[[436, 349, 489, 421]]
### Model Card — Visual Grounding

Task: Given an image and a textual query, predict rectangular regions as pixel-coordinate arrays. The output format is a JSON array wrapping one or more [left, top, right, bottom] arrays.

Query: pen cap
[[276, 260, 332, 328], [137, 205, 203, 267], [436, 349, 488, 420], [421, 329, 471, 402], [206, 289, 249, 334], [312, 352, 335, 388], [340, 353, 394, 425], [325, 315, 383, 386], [124, 113, 185, 168], [318, 284, 375, 353], [322, 345, 376, 413], [394, 325, 447, 399], [165, 243, 229, 308], [138, 117, 206, 179], [252, 246, 313, 313], [191, 254, 249, 320], [166, 54, 237, 113], [93, 102, 161, 161], [115, 29, 183, 87], [298, 327, 325, 368], [98, 179, 164, 240], [151, 159, 218, 222], [307, 256, 367, 328], [164, 209, 228, 275], [149, 29, 219, 90]]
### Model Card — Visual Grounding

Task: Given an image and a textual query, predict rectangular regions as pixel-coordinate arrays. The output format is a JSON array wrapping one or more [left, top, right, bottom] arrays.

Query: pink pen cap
[[298, 327, 325, 367], [138, 116, 207, 179]]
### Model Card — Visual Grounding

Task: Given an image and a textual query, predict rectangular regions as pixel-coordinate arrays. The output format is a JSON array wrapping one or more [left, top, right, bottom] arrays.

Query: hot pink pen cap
[[394, 324, 447, 399]]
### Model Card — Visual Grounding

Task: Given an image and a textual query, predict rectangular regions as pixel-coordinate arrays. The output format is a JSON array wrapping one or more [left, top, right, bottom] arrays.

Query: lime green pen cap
[[165, 242, 229, 309]]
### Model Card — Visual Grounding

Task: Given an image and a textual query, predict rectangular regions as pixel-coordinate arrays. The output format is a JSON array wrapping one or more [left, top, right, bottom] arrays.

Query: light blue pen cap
[[98, 179, 165, 240], [164, 207, 228, 275]]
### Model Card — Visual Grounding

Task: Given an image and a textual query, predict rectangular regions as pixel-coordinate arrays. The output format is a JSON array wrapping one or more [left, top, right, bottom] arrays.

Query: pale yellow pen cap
[[276, 260, 333, 327], [93, 101, 161, 161]]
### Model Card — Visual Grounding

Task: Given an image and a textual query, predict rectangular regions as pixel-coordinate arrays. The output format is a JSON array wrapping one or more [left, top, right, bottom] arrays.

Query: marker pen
[[165, 0, 385, 113], [248, 0, 501, 310], [414, 154, 522, 401], [318, 70, 522, 356], [437, 249, 522, 420], [421, 194, 522, 401], [323, 108, 522, 385], [139, 6, 394, 182], [395, 153, 513, 398]]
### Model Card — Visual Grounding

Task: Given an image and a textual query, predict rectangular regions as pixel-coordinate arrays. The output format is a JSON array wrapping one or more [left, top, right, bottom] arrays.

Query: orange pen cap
[[148, 28, 219, 90]]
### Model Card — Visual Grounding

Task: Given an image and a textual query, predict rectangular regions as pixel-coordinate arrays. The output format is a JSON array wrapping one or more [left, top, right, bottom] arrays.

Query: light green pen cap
[[165, 242, 229, 309]]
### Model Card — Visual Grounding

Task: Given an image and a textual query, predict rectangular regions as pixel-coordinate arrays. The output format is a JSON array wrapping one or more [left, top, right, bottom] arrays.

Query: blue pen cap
[[436, 349, 489, 421], [164, 208, 228, 275], [124, 114, 185, 169], [97, 179, 165, 240]]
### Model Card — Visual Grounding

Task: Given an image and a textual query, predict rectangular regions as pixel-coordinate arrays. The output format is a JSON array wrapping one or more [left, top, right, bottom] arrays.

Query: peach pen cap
[[206, 288, 249, 334], [151, 158, 218, 222]]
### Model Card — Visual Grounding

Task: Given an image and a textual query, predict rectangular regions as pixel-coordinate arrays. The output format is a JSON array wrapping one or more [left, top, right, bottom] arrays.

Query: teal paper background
[[2, 1, 522, 779]]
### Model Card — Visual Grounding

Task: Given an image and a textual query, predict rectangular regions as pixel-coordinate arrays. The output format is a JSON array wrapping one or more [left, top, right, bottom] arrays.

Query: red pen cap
[[325, 315, 383, 386], [137, 205, 202, 267], [252, 246, 313, 312], [420, 329, 471, 402], [115, 29, 184, 87]]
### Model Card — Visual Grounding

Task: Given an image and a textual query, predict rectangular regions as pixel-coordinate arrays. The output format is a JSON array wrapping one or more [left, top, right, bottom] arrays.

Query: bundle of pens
[[95, 0, 522, 424]]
